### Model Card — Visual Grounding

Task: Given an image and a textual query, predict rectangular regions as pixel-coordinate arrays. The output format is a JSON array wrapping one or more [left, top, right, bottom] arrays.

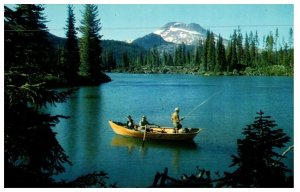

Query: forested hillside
[[108, 27, 293, 76]]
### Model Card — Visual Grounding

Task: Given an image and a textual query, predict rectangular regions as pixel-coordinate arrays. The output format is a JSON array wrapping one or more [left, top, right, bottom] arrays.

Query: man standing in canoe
[[171, 107, 184, 133]]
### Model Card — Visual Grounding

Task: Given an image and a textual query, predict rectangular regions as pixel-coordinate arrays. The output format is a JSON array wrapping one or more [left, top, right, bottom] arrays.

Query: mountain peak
[[153, 22, 207, 45], [132, 33, 172, 49]]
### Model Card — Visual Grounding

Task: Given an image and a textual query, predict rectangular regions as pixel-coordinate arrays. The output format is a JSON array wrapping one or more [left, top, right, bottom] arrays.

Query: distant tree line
[[105, 27, 293, 76], [101, 40, 146, 71]]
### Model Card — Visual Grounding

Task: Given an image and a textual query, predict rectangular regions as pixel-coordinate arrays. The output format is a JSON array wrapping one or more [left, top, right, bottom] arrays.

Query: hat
[[128, 115, 132, 118], [175, 107, 180, 111]]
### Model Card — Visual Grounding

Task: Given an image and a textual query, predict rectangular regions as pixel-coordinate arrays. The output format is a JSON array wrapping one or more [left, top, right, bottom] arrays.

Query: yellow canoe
[[108, 120, 202, 141]]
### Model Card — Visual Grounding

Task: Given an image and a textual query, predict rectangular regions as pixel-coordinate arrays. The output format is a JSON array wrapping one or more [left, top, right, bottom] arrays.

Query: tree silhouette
[[4, 69, 73, 187], [4, 5, 57, 74], [219, 110, 292, 187], [79, 4, 104, 84], [63, 5, 80, 84]]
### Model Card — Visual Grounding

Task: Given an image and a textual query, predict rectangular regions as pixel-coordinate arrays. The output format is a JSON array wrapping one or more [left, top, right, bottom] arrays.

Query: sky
[[5, 4, 294, 43]]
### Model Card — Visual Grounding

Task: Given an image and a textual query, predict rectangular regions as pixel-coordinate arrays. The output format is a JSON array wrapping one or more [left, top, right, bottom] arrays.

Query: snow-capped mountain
[[153, 22, 207, 45], [131, 22, 228, 51]]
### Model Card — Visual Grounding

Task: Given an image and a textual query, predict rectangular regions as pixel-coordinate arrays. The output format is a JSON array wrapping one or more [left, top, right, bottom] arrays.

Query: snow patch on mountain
[[153, 22, 207, 45]]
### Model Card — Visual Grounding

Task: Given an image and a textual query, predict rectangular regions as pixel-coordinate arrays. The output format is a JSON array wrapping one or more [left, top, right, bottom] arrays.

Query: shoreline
[[106, 64, 293, 77]]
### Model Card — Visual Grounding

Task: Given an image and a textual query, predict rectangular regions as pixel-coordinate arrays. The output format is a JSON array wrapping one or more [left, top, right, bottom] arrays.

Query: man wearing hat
[[139, 115, 150, 127], [171, 107, 184, 133], [126, 115, 135, 129]]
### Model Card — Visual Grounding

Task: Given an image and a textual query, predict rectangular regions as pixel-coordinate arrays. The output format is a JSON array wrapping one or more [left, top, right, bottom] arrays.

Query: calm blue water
[[48, 73, 294, 187]]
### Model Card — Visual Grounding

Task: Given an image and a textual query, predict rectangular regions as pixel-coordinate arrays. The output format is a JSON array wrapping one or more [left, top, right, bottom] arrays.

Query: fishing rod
[[183, 91, 221, 119]]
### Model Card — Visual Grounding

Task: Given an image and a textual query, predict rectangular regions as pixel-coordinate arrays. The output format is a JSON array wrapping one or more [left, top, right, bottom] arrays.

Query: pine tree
[[227, 31, 238, 72], [283, 42, 290, 66], [243, 33, 251, 66], [215, 34, 226, 72], [237, 27, 243, 65], [109, 51, 117, 70], [162, 52, 168, 66], [231, 30, 238, 71], [122, 52, 129, 70], [220, 110, 291, 187], [79, 4, 103, 83], [254, 31, 259, 65], [275, 28, 279, 64], [288, 28, 293, 49], [207, 31, 216, 71], [195, 40, 203, 67], [265, 32, 274, 65], [203, 31, 210, 71], [64, 5, 80, 84], [4, 5, 56, 74], [288, 28, 294, 67], [151, 48, 160, 67], [174, 44, 181, 66], [249, 31, 257, 67], [186, 50, 191, 65]]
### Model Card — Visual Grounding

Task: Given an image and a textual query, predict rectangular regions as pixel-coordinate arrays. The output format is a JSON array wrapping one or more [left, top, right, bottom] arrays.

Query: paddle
[[142, 124, 147, 147]]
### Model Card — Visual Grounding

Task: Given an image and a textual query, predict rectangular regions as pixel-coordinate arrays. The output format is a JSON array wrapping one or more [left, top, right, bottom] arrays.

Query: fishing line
[[184, 91, 221, 118]]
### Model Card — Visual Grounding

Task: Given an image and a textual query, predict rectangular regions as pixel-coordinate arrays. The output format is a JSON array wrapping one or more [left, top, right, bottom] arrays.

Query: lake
[[48, 73, 294, 187]]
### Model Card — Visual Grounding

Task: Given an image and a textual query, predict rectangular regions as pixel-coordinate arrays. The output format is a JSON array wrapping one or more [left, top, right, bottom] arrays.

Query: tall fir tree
[[254, 31, 260, 65], [249, 31, 257, 67], [122, 52, 130, 70], [265, 32, 275, 65], [79, 4, 103, 83], [288, 28, 294, 67], [229, 30, 238, 71], [236, 27, 243, 65], [64, 5, 80, 84], [225, 40, 232, 72], [275, 28, 279, 64], [202, 30, 210, 71], [207, 31, 216, 71], [195, 40, 203, 67], [243, 33, 251, 66], [215, 34, 226, 72]]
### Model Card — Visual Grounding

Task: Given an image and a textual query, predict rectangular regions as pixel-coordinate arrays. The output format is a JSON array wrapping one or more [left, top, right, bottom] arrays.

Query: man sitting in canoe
[[139, 115, 150, 127], [171, 107, 184, 133], [138, 115, 151, 131], [138, 115, 160, 131], [126, 115, 135, 129]]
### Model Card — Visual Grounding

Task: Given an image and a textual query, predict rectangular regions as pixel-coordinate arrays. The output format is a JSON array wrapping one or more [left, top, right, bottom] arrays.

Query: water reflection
[[111, 135, 198, 171], [59, 87, 103, 170], [111, 135, 198, 150]]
